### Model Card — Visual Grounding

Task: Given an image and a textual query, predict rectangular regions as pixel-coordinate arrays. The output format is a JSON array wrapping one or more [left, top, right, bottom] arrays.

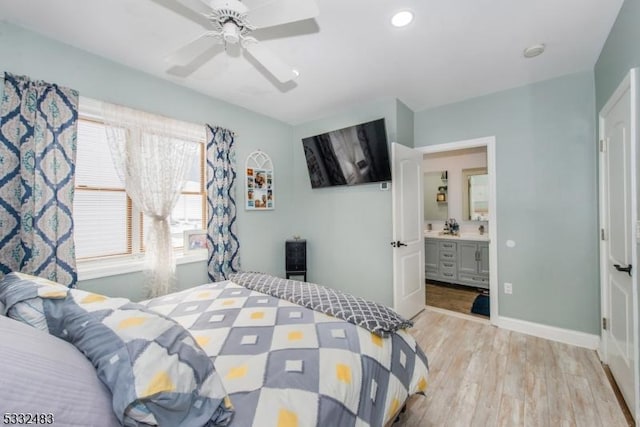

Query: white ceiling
[[0, 0, 624, 125]]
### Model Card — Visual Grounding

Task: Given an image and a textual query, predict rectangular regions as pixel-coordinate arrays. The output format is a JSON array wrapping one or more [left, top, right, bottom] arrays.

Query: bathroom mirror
[[424, 171, 448, 221], [462, 167, 489, 221]]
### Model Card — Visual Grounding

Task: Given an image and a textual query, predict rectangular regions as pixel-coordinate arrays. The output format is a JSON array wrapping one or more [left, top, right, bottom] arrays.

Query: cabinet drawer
[[425, 265, 438, 274], [440, 265, 457, 278], [458, 273, 489, 288], [426, 270, 440, 281], [440, 261, 456, 270], [440, 270, 457, 282], [440, 250, 457, 261], [439, 241, 457, 251]]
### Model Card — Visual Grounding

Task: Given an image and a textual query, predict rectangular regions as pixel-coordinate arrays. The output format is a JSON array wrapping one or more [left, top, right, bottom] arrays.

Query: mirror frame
[[462, 167, 488, 221]]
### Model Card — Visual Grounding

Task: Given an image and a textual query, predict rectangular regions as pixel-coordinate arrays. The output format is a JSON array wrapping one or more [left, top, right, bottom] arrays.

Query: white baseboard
[[495, 316, 601, 350]]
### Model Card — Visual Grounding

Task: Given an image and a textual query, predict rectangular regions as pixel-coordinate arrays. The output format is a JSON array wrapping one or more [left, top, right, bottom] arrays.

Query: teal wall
[[396, 99, 415, 147], [594, 0, 640, 111], [0, 21, 293, 298], [291, 98, 412, 306], [414, 71, 599, 334]]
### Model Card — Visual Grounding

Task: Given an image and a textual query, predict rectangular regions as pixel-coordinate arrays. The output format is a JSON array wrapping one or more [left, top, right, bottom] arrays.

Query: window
[[73, 114, 206, 261]]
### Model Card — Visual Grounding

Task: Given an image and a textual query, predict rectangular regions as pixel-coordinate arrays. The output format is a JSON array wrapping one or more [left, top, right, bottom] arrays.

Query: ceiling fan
[[166, 0, 319, 83]]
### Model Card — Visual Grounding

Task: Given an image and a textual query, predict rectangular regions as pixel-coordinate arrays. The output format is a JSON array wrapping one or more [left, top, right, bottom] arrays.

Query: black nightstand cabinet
[[285, 239, 307, 281]]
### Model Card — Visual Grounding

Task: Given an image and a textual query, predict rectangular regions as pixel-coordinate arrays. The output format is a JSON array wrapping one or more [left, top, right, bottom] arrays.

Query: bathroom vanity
[[424, 232, 489, 289]]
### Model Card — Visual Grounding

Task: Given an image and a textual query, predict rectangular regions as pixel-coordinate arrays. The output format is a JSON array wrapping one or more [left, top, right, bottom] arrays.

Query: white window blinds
[[74, 119, 129, 259]]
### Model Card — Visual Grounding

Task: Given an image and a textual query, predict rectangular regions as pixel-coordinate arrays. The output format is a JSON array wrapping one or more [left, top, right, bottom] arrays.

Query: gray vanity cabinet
[[458, 242, 480, 274], [438, 241, 457, 282], [425, 240, 457, 282], [425, 239, 439, 276], [457, 241, 489, 288], [425, 238, 489, 289], [478, 244, 490, 275]]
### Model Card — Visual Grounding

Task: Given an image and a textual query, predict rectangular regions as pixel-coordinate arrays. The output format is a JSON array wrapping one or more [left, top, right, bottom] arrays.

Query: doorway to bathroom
[[416, 137, 498, 322]]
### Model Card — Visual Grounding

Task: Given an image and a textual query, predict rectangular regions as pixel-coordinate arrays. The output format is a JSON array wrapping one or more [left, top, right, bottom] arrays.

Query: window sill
[[77, 250, 208, 281]]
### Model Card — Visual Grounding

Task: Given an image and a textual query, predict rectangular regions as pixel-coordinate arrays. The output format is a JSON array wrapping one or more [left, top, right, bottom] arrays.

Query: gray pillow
[[230, 272, 414, 336], [0, 315, 121, 427]]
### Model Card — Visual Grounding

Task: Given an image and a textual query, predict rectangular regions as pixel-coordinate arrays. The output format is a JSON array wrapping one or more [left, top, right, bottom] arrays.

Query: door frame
[[415, 136, 498, 323], [598, 68, 639, 421]]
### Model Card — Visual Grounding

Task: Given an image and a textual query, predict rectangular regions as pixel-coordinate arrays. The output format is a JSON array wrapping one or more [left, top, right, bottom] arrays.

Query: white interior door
[[600, 70, 638, 418], [391, 142, 425, 319]]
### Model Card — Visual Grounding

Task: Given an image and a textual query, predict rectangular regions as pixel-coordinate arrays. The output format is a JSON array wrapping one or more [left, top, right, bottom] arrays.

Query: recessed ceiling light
[[391, 11, 414, 28], [523, 44, 545, 58], [292, 69, 300, 77]]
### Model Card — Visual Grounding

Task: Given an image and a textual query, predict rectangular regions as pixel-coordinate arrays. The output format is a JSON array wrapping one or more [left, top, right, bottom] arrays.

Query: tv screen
[[301, 118, 391, 188]]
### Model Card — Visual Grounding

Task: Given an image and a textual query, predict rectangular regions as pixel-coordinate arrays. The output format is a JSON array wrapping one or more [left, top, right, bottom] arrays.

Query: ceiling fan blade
[[166, 33, 221, 65], [247, 0, 319, 29], [244, 42, 298, 83], [175, 0, 213, 16]]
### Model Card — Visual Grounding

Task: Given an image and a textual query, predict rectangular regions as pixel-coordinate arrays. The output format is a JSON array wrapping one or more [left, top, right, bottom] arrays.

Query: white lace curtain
[[102, 103, 201, 297]]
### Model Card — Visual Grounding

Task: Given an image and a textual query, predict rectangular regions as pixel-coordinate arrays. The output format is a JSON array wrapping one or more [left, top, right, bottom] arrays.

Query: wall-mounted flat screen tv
[[301, 118, 391, 188]]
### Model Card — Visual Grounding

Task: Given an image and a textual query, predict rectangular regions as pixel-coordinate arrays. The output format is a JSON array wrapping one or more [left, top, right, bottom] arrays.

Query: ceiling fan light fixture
[[222, 21, 240, 44], [391, 10, 414, 28], [523, 44, 545, 58]]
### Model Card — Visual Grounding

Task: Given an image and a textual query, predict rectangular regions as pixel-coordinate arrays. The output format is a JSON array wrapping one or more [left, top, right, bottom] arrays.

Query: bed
[[0, 272, 429, 427]]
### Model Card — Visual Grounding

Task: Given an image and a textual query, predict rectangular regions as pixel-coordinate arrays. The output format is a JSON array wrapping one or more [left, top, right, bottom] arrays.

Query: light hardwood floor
[[426, 282, 486, 318], [396, 308, 631, 427]]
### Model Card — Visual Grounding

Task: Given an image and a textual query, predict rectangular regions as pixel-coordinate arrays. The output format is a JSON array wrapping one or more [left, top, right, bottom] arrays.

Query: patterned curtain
[[0, 73, 79, 286], [206, 125, 240, 281]]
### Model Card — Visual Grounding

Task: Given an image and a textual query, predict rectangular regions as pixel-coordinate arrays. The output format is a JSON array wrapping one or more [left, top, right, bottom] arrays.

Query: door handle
[[390, 241, 407, 248], [614, 264, 632, 276]]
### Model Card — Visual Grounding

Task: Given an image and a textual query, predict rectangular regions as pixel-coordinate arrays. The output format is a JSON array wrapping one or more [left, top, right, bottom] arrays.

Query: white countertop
[[424, 231, 490, 242]]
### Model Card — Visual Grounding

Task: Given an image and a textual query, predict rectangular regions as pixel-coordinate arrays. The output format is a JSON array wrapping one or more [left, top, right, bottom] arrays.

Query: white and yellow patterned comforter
[[143, 280, 429, 427]]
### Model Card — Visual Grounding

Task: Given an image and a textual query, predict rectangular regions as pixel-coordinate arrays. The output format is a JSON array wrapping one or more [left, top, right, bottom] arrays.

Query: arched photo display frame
[[245, 150, 274, 210]]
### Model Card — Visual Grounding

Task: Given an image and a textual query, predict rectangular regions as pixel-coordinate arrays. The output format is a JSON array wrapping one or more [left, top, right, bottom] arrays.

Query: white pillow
[[0, 316, 121, 427]]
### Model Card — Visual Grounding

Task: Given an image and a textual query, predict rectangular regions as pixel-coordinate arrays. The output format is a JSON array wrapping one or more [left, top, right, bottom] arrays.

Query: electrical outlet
[[504, 282, 513, 294]]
